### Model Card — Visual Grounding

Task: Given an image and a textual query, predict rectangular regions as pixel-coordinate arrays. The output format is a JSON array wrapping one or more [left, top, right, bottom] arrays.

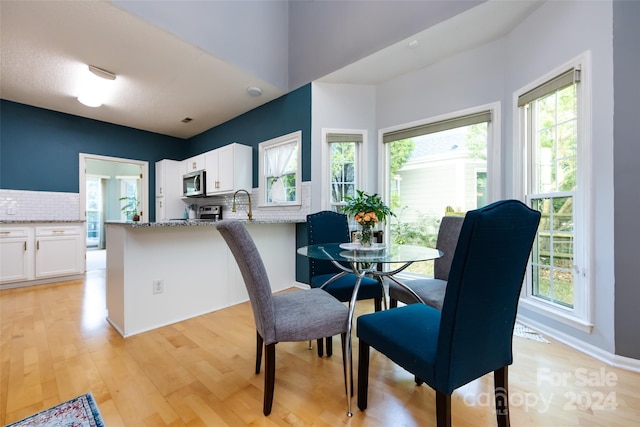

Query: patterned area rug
[[6, 392, 105, 427], [514, 322, 550, 343]]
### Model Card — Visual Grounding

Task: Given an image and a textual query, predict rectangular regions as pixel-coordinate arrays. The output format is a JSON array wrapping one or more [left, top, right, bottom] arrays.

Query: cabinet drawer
[[35, 226, 81, 236], [0, 227, 30, 238]]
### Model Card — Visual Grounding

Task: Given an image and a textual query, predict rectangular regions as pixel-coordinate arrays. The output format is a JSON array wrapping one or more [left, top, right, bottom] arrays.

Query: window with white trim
[[383, 107, 495, 275], [518, 56, 592, 330], [326, 132, 363, 213], [258, 131, 301, 205]]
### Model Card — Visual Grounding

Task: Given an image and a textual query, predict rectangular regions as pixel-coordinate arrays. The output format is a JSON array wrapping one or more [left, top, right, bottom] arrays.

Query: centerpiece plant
[[343, 190, 394, 246]]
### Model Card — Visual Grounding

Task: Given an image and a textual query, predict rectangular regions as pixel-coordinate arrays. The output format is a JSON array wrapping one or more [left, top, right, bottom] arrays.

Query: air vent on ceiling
[[181, 117, 193, 123]]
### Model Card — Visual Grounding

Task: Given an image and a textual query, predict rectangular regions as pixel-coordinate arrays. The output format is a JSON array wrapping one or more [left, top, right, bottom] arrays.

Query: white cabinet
[[0, 227, 33, 283], [35, 226, 84, 278], [155, 159, 184, 221], [1, 224, 83, 285], [205, 143, 252, 195], [182, 154, 205, 174]]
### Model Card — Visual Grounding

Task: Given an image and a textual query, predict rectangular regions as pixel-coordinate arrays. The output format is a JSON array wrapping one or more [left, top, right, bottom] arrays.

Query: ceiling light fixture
[[78, 64, 116, 108], [247, 86, 262, 97]]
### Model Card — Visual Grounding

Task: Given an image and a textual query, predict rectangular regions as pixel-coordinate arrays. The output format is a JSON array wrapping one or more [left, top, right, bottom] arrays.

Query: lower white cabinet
[[0, 227, 33, 283], [0, 224, 84, 285], [35, 226, 84, 278]]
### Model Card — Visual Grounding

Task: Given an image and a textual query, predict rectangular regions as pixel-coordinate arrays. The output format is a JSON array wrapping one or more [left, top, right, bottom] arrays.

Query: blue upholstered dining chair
[[357, 200, 541, 427], [388, 215, 464, 310], [307, 210, 384, 356], [216, 220, 349, 416]]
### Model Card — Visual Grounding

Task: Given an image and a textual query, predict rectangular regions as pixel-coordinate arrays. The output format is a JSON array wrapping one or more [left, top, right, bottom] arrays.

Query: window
[[86, 176, 102, 248], [259, 131, 301, 205], [325, 132, 364, 213], [518, 57, 592, 331], [383, 108, 495, 275]]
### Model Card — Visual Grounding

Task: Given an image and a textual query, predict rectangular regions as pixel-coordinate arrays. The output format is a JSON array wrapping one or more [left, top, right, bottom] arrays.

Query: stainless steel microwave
[[183, 170, 206, 197]]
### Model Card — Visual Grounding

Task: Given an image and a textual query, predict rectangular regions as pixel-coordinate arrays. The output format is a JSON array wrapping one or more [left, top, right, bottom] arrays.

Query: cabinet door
[[0, 237, 31, 283], [216, 145, 235, 193], [35, 228, 84, 278], [183, 155, 205, 173], [204, 150, 219, 194], [155, 161, 165, 197]]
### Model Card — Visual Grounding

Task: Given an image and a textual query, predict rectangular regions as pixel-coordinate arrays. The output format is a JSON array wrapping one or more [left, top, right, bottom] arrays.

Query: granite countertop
[[0, 220, 85, 224], [105, 218, 304, 228]]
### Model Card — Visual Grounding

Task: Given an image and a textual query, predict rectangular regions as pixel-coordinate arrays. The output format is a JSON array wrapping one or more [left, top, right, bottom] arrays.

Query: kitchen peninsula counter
[[105, 219, 301, 337]]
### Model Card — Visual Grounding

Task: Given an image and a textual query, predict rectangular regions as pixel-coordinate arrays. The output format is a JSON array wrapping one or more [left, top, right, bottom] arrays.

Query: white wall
[[374, 2, 615, 353], [505, 0, 614, 354], [310, 82, 377, 212]]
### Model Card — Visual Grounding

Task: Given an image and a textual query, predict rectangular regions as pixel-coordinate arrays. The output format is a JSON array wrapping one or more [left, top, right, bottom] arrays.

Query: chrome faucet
[[232, 189, 253, 220]]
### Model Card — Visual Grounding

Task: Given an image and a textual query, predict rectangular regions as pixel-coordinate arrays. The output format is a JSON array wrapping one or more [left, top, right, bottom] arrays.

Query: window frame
[[380, 103, 501, 219], [258, 130, 302, 207], [321, 129, 366, 211], [514, 53, 593, 333]]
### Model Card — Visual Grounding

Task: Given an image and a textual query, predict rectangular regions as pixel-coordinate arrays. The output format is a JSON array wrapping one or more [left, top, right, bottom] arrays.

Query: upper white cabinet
[[156, 159, 181, 198], [182, 154, 205, 174], [205, 143, 252, 195]]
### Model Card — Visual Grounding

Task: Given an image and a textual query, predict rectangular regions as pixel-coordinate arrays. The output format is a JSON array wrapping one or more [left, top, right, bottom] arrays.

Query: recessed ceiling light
[[247, 86, 262, 97]]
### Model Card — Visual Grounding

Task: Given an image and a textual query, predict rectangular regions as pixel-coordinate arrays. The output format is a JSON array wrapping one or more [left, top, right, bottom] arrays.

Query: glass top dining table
[[297, 242, 442, 416], [298, 242, 441, 268]]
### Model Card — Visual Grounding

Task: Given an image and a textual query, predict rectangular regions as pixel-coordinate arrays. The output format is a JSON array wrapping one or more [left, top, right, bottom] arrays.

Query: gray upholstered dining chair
[[216, 220, 349, 416], [388, 216, 464, 310]]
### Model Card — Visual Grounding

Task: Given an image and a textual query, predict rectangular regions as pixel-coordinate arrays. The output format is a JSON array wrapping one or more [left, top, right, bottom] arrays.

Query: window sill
[[519, 297, 593, 333]]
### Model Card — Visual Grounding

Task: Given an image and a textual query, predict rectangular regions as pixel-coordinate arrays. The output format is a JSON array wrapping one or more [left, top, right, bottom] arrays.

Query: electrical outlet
[[152, 280, 164, 294]]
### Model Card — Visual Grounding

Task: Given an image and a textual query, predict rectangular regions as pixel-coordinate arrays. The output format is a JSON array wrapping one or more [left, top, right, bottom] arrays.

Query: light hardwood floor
[[1, 271, 639, 426]]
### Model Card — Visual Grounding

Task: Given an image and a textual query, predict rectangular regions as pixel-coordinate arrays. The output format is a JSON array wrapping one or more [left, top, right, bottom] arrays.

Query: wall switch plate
[[152, 280, 164, 294]]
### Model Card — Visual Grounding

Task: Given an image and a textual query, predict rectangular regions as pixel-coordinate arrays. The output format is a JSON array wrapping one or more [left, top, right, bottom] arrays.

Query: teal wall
[[188, 84, 312, 187], [0, 100, 185, 194], [0, 83, 312, 219]]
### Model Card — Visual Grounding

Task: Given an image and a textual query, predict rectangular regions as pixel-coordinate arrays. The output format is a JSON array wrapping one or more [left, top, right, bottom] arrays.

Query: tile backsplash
[[0, 189, 80, 221]]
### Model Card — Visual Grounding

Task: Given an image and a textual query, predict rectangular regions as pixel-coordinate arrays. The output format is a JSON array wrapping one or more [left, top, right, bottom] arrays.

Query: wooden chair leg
[[357, 338, 370, 410], [494, 366, 510, 427], [263, 343, 276, 416], [255, 332, 263, 374], [316, 338, 324, 357], [389, 298, 398, 308], [435, 390, 452, 427], [374, 296, 382, 312], [326, 336, 333, 357]]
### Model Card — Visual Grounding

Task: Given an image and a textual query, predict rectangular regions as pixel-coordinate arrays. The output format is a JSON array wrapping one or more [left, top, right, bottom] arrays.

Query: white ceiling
[[0, 0, 542, 140]]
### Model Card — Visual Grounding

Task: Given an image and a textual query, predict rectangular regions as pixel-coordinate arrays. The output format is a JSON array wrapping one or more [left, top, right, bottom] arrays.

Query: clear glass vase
[[359, 223, 374, 247]]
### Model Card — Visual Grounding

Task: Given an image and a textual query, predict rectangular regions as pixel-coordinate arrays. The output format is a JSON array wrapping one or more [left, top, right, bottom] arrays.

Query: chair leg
[[326, 336, 333, 357], [414, 375, 424, 385], [374, 296, 382, 312], [255, 332, 263, 374], [494, 366, 511, 427], [263, 343, 276, 416], [357, 338, 370, 410], [435, 390, 452, 427], [316, 338, 324, 357], [389, 298, 398, 308]]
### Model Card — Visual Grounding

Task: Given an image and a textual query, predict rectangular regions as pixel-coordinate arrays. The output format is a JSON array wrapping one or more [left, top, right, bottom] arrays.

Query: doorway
[[79, 154, 149, 270]]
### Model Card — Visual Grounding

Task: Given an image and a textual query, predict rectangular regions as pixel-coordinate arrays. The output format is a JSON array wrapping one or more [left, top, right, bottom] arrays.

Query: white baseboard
[[517, 315, 640, 373]]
